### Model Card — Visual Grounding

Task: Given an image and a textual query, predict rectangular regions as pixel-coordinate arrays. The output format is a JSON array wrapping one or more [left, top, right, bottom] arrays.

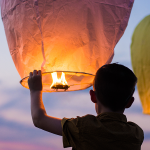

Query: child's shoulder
[[127, 121, 144, 135]]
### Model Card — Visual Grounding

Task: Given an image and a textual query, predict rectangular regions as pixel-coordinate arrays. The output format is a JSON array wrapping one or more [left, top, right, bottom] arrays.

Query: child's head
[[90, 63, 137, 113]]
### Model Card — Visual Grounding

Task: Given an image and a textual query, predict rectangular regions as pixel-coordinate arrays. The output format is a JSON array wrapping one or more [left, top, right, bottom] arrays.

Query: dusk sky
[[0, 0, 150, 150]]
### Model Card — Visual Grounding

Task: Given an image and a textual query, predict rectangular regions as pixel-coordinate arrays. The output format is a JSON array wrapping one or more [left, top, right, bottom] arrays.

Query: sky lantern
[[1, 0, 134, 92], [131, 15, 150, 114]]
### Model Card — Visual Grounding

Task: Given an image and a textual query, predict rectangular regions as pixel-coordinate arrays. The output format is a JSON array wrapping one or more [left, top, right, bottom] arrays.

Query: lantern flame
[[50, 72, 69, 90]]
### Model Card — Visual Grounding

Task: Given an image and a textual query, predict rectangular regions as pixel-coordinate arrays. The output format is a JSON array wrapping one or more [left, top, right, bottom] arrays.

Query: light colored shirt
[[61, 112, 144, 150]]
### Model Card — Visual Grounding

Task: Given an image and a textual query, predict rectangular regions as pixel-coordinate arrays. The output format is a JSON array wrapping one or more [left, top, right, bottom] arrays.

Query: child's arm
[[28, 70, 62, 136]]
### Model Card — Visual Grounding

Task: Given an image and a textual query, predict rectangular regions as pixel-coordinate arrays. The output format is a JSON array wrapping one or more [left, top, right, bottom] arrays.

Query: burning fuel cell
[[50, 72, 70, 90]]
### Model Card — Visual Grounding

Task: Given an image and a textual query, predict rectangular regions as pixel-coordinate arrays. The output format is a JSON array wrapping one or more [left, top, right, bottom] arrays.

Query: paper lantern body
[[1, 0, 134, 92], [131, 15, 150, 114]]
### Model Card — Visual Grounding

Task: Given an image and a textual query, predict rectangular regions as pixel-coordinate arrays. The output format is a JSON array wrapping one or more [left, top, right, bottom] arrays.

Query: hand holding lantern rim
[[28, 69, 62, 136], [28, 70, 43, 92]]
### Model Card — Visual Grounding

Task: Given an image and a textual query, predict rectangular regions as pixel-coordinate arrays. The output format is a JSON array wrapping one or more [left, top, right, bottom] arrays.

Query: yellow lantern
[[1, 0, 134, 92], [131, 15, 150, 114]]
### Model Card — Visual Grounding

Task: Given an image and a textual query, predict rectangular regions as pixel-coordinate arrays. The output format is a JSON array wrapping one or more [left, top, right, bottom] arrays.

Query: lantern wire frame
[[20, 71, 95, 92]]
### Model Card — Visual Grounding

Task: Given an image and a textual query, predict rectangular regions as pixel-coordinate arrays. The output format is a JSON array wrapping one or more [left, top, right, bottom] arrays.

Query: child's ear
[[89, 90, 97, 103], [125, 97, 134, 108]]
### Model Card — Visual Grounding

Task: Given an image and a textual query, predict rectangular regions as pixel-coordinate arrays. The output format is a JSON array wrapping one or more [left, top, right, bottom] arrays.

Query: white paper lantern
[[1, 0, 134, 92]]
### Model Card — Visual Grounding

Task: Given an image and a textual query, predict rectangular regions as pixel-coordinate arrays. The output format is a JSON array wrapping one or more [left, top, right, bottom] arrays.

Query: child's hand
[[28, 70, 42, 92]]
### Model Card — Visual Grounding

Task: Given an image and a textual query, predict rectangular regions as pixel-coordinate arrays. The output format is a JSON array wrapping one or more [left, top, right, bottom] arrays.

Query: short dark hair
[[94, 63, 137, 111]]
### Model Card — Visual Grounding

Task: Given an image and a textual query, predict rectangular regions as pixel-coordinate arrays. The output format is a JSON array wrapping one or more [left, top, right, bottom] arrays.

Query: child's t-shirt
[[61, 112, 144, 150]]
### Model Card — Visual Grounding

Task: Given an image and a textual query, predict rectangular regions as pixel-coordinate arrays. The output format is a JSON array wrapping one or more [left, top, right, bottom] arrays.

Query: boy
[[28, 63, 144, 150]]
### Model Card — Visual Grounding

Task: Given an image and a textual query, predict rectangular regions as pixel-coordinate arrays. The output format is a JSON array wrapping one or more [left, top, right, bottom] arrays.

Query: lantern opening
[[50, 72, 70, 90], [20, 71, 95, 92]]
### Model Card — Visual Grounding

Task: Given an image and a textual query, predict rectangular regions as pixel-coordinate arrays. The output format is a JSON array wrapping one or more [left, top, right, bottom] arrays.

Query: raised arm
[[28, 70, 62, 136]]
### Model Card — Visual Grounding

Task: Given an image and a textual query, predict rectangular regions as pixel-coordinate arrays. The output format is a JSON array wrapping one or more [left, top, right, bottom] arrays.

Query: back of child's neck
[[97, 107, 124, 115]]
